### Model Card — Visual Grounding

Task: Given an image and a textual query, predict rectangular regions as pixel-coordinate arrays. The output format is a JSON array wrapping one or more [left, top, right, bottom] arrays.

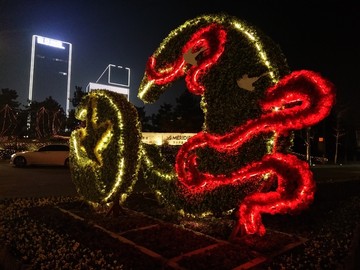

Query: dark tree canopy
[[24, 96, 66, 138], [150, 90, 204, 132], [0, 88, 21, 109], [151, 103, 175, 132], [71, 86, 87, 107]]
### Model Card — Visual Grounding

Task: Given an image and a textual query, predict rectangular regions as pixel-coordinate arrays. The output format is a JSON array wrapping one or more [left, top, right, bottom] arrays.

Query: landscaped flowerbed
[[0, 180, 359, 269]]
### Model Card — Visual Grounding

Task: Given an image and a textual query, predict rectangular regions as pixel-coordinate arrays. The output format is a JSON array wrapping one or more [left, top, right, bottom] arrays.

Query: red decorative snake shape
[[175, 70, 335, 235], [145, 24, 226, 95], [141, 19, 335, 236]]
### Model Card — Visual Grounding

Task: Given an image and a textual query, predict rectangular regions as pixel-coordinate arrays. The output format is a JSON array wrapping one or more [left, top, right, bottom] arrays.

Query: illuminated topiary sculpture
[[70, 13, 335, 238], [138, 13, 335, 237], [69, 90, 141, 207]]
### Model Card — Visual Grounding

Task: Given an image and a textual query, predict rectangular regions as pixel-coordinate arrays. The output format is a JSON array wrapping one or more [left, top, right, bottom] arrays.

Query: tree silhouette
[[150, 90, 204, 132], [71, 85, 87, 107], [173, 90, 203, 132], [0, 88, 22, 137], [26, 96, 66, 139], [0, 88, 21, 108], [151, 103, 175, 132]]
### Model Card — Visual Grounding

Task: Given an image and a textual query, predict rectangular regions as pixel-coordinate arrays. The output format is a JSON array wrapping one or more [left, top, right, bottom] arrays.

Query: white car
[[10, 144, 70, 168]]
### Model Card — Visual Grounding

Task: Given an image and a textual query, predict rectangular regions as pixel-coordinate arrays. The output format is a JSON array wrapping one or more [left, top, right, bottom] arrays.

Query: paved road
[[0, 160, 77, 199], [1, 159, 360, 199]]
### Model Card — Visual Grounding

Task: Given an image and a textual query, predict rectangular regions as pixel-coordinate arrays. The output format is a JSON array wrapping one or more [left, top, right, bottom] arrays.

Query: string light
[[71, 14, 335, 239], [137, 14, 335, 236], [70, 90, 141, 203]]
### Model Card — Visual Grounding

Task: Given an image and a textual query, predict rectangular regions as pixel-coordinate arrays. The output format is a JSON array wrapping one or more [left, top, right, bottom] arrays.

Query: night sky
[[0, 0, 359, 115]]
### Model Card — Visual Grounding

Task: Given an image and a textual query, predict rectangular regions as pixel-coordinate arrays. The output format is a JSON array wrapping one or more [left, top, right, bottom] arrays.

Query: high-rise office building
[[28, 35, 72, 116]]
